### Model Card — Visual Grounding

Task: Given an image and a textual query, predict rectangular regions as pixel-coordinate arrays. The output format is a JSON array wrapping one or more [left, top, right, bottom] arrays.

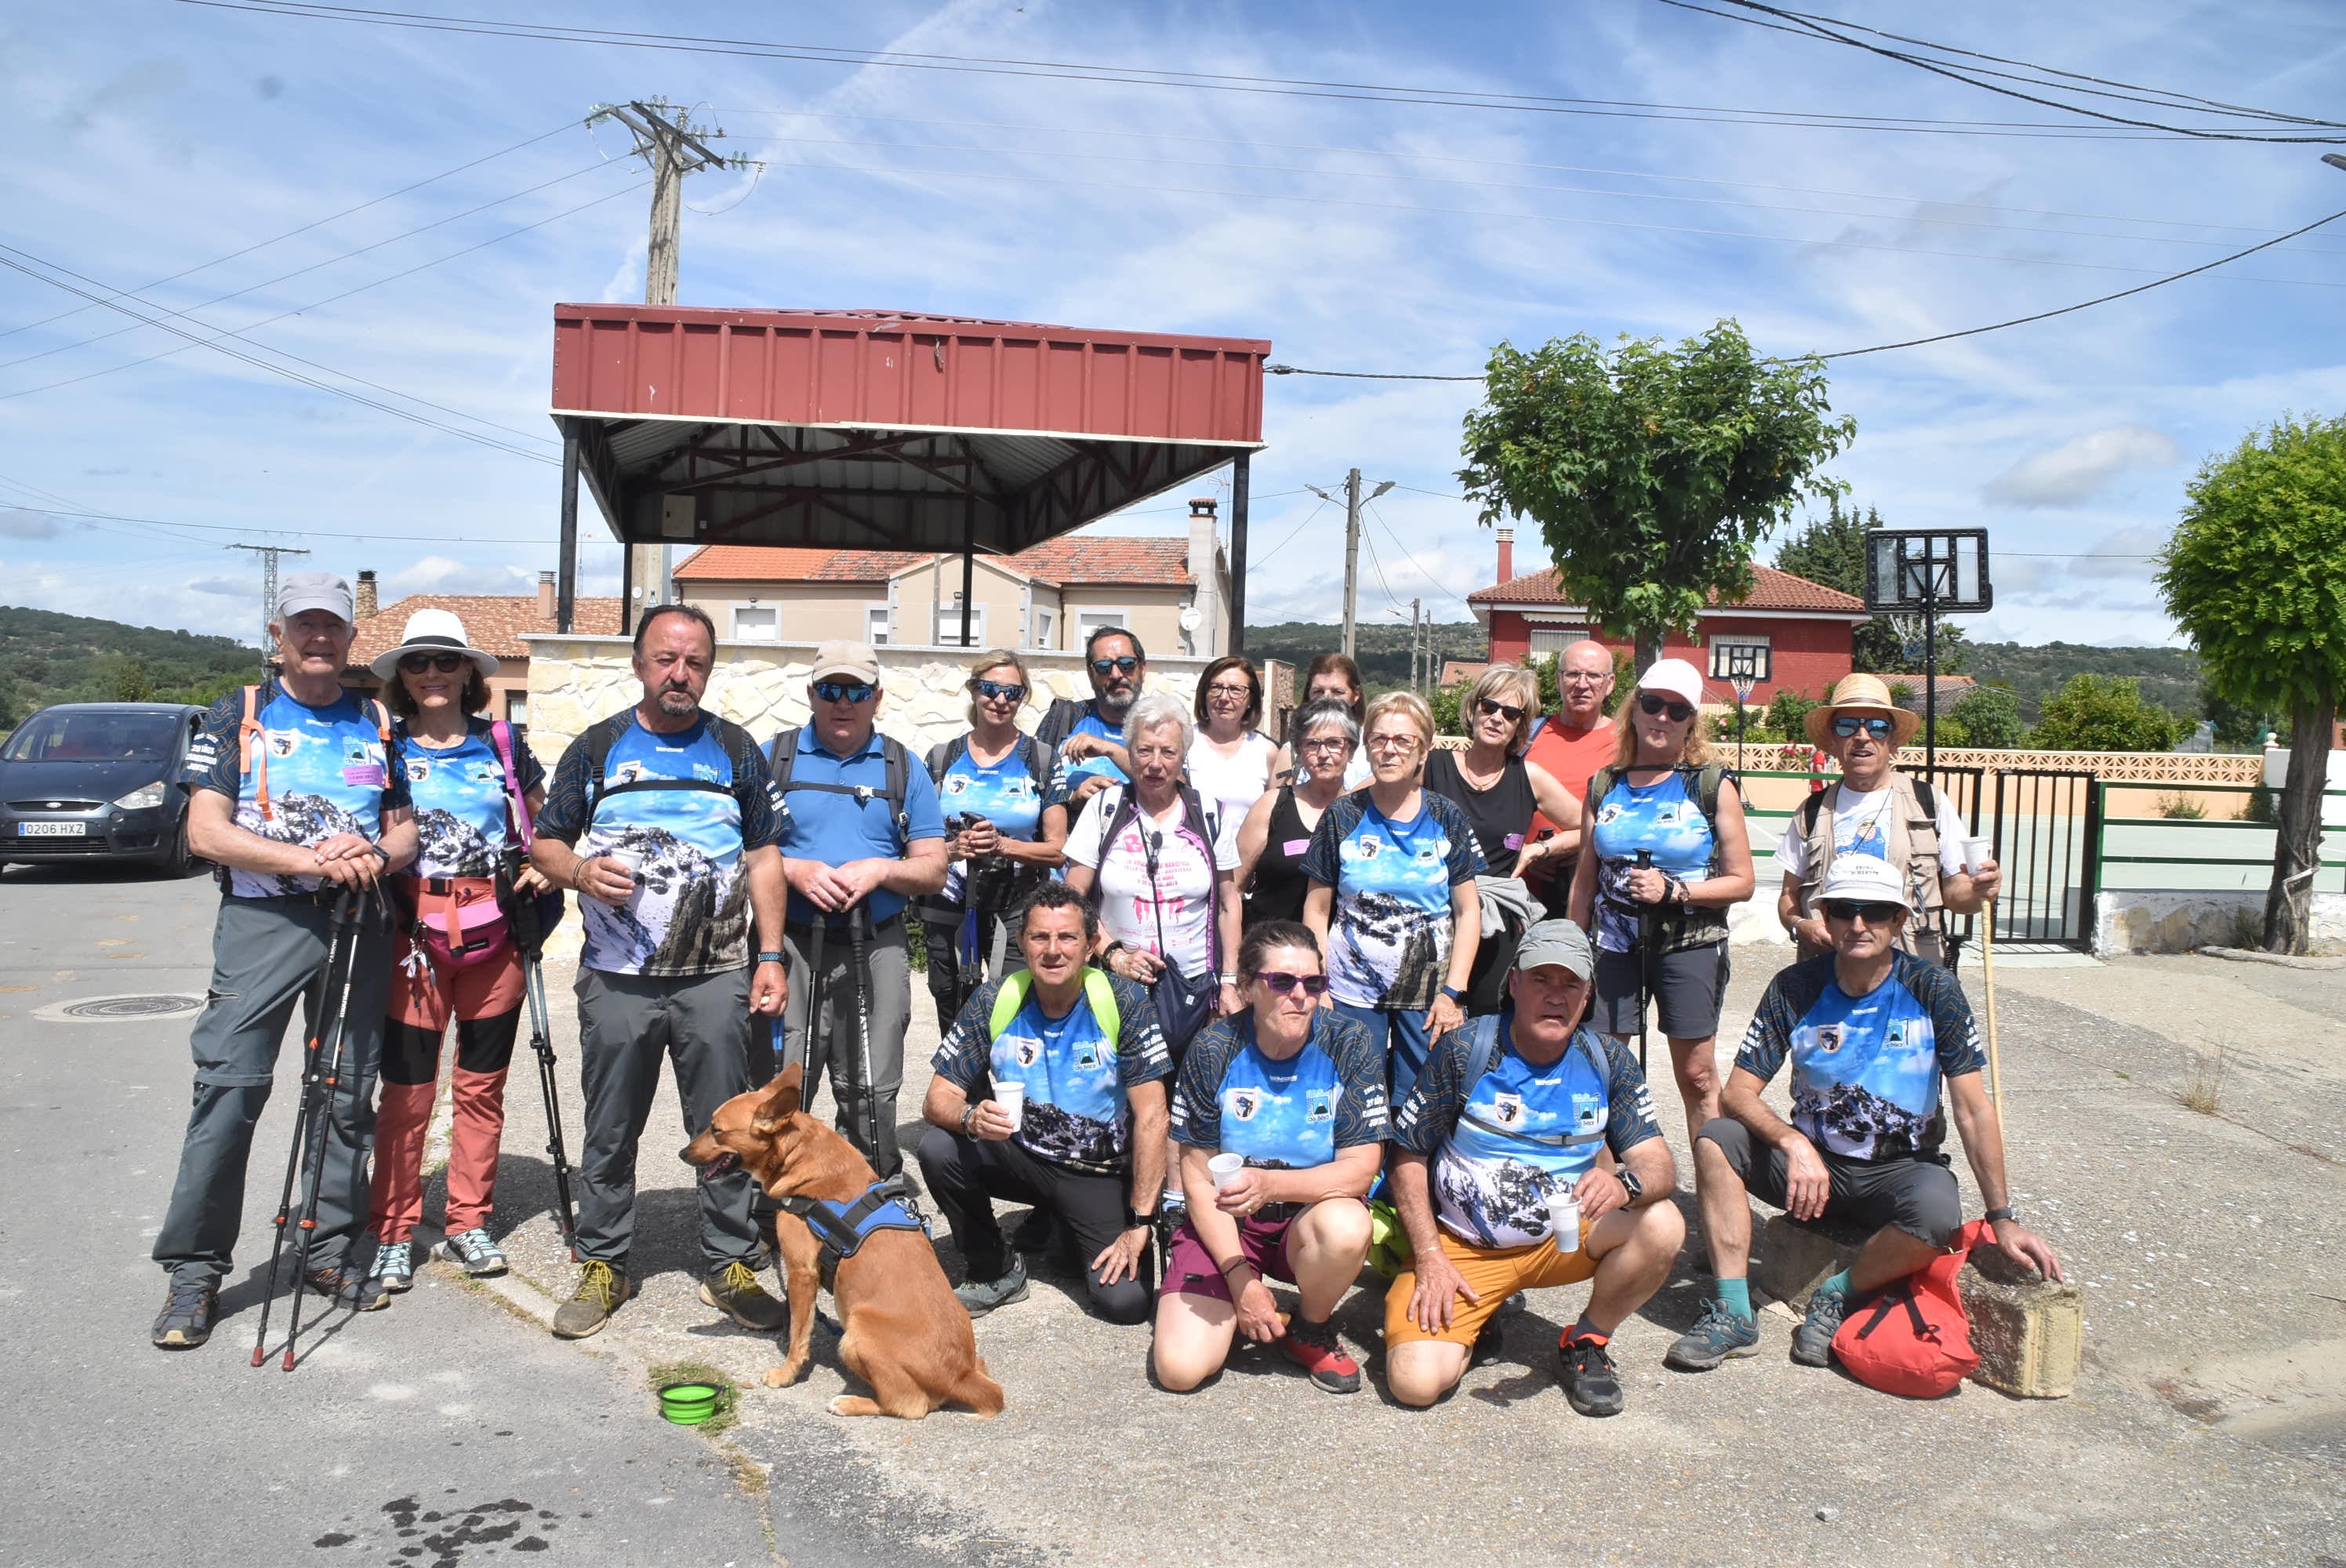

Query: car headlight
[[113, 782, 167, 811]]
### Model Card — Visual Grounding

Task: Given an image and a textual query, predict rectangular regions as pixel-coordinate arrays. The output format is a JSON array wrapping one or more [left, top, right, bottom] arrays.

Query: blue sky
[[2, 0, 2341, 649]]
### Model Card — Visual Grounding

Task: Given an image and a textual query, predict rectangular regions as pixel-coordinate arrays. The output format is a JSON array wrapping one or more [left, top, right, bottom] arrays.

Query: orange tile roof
[[350, 594, 622, 665], [1467, 562, 1864, 615], [673, 536, 1195, 588]]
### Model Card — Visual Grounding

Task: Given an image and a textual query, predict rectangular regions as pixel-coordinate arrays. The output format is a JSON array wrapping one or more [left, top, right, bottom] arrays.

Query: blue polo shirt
[[776, 722, 946, 927]]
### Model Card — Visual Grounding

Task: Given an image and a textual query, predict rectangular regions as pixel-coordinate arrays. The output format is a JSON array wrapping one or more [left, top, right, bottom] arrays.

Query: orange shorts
[[1383, 1223, 1598, 1348]]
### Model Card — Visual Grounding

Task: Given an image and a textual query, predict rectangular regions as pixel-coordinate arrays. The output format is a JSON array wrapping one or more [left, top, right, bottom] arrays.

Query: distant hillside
[[1962, 641, 2199, 724], [0, 606, 263, 726], [1243, 620, 1487, 691]]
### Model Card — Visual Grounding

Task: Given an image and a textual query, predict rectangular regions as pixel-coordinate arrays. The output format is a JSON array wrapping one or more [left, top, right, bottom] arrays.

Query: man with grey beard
[[1038, 626, 1149, 811]]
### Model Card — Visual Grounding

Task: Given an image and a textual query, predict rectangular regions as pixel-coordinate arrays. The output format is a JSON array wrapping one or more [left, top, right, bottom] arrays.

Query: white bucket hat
[[369, 607, 499, 681]]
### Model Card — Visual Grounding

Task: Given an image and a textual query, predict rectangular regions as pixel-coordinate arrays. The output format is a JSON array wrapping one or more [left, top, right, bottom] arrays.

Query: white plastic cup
[[993, 1081, 1026, 1131], [1208, 1152, 1246, 1192], [1546, 1185, 1582, 1252], [1962, 836, 1992, 876], [605, 847, 644, 882]]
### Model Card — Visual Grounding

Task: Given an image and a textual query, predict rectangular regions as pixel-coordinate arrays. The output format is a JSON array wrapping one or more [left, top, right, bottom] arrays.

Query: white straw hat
[[369, 608, 498, 681]]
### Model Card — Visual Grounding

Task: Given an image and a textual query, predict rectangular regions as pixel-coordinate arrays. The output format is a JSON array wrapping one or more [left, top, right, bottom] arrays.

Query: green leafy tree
[[1771, 496, 1967, 673], [1458, 321, 1855, 671], [2159, 414, 2346, 954], [2027, 673, 2188, 753], [1763, 688, 1820, 744], [1430, 677, 1466, 735], [113, 658, 155, 703], [1948, 684, 2025, 748]]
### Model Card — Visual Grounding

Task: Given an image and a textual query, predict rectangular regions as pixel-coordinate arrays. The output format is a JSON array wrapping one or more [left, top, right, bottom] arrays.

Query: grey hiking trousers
[[573, 965, 763, 1274], [779, 915, 911, 1180], [154, 894, 393, 1287]]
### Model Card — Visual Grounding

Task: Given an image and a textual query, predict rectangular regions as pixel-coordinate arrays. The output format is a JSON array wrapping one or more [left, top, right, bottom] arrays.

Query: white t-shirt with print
[[1774, 782, 1970, 879], [1064, 786, 1239, 976]]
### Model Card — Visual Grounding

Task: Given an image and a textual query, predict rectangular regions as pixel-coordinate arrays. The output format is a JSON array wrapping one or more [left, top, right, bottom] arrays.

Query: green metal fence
[[2093, 780, 2346, 895]]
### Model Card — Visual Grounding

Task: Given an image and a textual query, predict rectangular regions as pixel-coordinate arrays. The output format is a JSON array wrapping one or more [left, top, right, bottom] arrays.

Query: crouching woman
[[1151, 922, 1385, 1396]]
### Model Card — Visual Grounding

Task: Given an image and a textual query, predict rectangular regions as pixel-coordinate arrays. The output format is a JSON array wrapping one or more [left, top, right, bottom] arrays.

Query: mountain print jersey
[[184, 681, 409, 899], [1735, 952, 1985, 1161], [932, 971, 1170, 1174], [1589, 770, 1716, 952], [399, 718, 543, 879], [1298, 789, 1483, 1011], [1048, 709, 1131, 802], [936, 741, 1045, 904], [1396, 1020, 1661, 1250], [1169, 1011, 1389, 1169], [536, 712, 779, 978]]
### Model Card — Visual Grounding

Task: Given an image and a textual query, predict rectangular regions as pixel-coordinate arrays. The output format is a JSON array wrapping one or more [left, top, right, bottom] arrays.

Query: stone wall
[[521, 636, 1213, 763], [2093, 889, 2346, 957]]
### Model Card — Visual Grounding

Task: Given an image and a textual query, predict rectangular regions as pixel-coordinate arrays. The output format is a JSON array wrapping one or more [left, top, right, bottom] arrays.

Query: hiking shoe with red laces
[[1280, 1317, 1361, 1395]]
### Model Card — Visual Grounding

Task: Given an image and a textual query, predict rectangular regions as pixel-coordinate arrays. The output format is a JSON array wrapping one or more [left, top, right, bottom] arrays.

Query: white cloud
[[0, 510, 64, 539], [388, 557, 539, 596], [1983, 425, 2181, 509], [187, 575, 254, 597]]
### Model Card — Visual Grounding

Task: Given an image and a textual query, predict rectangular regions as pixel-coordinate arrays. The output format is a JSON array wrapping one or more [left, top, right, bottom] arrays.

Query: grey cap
[[1514, 918, 1594, 983], [275, 571, 354, 623]]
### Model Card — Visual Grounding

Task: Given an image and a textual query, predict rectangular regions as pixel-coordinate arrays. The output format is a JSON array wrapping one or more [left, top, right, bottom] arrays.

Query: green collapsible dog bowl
[[658, 1382, 724, 1425]]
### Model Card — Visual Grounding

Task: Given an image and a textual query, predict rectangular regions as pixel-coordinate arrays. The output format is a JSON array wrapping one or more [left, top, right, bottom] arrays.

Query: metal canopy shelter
[[548, 304, 1270, 649]]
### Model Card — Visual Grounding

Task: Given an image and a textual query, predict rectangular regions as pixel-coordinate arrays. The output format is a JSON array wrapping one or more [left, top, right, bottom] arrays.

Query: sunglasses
[[813, 681, 877, 704], [1821, 899, 1905, 924], [1090, 655, 1141, 677], [1476, 698, 1527, 723], [398, 652, 468, 674], [1254, 971, 1329, 996], [971, 679, 1026, 702], [1832, 715, 1898, 739], [1637, 692, 1695, 723]]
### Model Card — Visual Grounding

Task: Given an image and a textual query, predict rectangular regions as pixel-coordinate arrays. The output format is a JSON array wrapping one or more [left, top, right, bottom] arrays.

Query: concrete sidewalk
[[472, 942, 2344, 1568]]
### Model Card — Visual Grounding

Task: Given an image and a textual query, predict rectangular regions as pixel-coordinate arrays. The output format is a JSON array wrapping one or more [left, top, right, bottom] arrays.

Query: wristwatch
[[1122, 1206, 1155, 1232], [1440, 984, 1465, 1004], [1617, 1168, 1644, 1206], [756, 950, 785, 965], [1984, 1204, 2019, 1224]]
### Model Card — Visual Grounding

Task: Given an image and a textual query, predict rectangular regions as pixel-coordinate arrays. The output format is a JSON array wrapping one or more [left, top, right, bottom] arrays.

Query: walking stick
[[254, 885, 369, 1371], [512, 891, 577, 1258], [1632, 849, 1656, 1075]]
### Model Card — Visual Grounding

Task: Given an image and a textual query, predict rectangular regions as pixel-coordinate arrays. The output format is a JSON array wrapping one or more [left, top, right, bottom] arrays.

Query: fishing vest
[[1792, 772, 1948, 966]]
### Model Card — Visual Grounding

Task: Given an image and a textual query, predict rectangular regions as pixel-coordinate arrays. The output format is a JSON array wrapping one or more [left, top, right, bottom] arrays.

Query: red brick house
[[1465, 528, 1865, 705]]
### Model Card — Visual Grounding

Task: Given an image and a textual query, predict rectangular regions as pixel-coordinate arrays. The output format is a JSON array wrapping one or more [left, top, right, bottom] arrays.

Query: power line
[[1248, 499, 1328, 570], [178, 1, 2245, 140], [1365, 499, 1474, 614], [0, 119, 583, 343], [5, 503, 626, 546]]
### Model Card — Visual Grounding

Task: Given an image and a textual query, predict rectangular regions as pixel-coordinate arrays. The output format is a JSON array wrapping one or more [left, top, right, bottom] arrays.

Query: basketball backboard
[[1865, 528, 1992, 614]]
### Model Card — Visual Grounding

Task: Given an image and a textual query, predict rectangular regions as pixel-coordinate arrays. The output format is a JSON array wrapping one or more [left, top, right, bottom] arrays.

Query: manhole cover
[[34, 993, 205, 1023]]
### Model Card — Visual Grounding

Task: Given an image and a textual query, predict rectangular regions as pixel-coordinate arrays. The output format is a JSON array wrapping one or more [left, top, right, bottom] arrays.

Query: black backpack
[[580, 711, 757, 819], [768, 725, 914, 847]]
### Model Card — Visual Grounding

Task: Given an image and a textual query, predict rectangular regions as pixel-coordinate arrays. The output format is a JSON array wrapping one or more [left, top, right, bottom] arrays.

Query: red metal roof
[[1468, 563, 1866, 617], [673, 536, 1195, 587]]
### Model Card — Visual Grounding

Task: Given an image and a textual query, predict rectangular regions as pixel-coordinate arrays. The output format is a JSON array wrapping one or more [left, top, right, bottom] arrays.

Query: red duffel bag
[[1832, 1218, 1994, 1397]]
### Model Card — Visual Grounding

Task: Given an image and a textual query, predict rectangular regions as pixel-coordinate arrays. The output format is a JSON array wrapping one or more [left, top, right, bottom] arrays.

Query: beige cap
[[809, 641, 881, 684], [1804, 673, 1922, 749]]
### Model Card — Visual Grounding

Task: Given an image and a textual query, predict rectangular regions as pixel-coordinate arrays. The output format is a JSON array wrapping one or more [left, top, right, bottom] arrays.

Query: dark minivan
[[0, 703, 208, 876]]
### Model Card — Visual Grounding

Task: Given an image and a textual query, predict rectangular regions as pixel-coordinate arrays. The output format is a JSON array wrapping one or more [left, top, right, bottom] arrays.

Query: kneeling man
[[1386, 920, 1683, 1415], [918, 882, 1170, 1326], [1669, 856, 2065, 1373]]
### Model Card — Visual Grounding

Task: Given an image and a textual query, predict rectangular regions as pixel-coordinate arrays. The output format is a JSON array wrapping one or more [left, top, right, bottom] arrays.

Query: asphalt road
[[0, 862, 939, 1568]]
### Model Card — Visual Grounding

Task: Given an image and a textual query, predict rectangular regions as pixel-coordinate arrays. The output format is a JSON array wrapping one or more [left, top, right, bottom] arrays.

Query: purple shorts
[[1164, 1210, 1299, 1302]]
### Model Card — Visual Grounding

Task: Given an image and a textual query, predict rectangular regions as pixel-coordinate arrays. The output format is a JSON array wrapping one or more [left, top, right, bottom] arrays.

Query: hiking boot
[[1665, 1299, 1762, 1371], [307, 1261, 390, 1311], [151, 1279, 218, 1348], [552, 1261, 631, 1339], [1279, 1317, 1362, 1395], [441, 1228, 508, 1278], [1791, 1288, 1848, 1367], [954, 1254, 1030, 1317], [1557, 1334, 1625, 1417], [701, 1261, 788, 1332], [369, 1241, 416, 1294]]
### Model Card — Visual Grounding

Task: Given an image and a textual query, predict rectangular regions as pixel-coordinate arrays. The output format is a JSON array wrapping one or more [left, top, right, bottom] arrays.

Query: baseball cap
[[275, 571, 354, 623], [1818, 856, 1910, 909], [1513, 919, 1594, 983], [809, 640, 881, 684], [1636, 656, 1705, 709]]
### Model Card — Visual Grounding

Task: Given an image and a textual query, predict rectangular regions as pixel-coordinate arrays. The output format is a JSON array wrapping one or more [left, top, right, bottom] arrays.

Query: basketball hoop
[[1863, 528, 1993, 774], [1718, 641, 1768, 772]]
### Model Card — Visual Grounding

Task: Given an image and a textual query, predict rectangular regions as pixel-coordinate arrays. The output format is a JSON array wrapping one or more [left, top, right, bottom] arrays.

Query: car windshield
[[2, 711, 183, 763]]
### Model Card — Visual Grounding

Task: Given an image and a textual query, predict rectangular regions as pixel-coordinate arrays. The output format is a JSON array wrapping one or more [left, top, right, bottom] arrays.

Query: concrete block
[[1961, 1246, 2085, 1399], [1752, 1209, 1870, 1310]]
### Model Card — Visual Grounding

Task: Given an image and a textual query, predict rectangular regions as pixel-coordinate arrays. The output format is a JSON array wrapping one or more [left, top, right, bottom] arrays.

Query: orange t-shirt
[[1521, 717, 1617, 899]]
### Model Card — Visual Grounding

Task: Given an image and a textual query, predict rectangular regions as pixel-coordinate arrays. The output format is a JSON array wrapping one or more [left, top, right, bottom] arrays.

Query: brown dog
[[680, 1064, 1003, 1420]]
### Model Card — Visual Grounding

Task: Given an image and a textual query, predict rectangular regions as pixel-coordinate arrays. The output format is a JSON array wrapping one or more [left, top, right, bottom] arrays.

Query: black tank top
[[1244, 786, 1316, 928], [1423, 747, 1534, 877]]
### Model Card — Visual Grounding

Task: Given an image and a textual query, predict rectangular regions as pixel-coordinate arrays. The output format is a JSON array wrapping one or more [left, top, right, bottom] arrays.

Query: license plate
[[18, 822, 85, 837]]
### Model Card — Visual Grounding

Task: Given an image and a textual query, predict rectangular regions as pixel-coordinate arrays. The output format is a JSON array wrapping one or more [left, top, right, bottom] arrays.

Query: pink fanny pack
[[404, 875, 510, 970]]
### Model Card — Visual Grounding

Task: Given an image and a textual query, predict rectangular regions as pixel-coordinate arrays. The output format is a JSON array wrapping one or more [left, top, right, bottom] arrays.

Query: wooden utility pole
[[592, 100, 734, 630], [1306, 468, 1393, 662], [1409, 598, 1423, 691]]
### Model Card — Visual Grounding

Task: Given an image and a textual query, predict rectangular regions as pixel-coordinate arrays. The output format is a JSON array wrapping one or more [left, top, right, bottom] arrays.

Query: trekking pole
[[253, 886, 365, 1371], [249, 887, 358, 1368], [1633, 849, 1655, 1075], [845, 907, 883, 1163], [524, 949, 578, 1258]]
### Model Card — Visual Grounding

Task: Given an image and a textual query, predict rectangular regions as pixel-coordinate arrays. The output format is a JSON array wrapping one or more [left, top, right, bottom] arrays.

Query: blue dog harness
[[777, 1182, 928, 1264]]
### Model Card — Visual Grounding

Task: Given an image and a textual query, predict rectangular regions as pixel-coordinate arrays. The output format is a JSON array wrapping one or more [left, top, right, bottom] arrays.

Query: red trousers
[[369, 937, 525, 1245]]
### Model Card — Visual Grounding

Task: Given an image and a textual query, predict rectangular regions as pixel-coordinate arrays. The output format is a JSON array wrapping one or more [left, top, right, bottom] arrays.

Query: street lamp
[[1720, 642, 1769, 771]]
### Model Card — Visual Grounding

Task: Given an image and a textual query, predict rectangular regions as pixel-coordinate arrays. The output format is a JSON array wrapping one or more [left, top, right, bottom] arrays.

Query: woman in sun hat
[[1566, 657, 1754, 1143], [363, 608, 550, 1294], [1774, 672, 1999, 967]]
